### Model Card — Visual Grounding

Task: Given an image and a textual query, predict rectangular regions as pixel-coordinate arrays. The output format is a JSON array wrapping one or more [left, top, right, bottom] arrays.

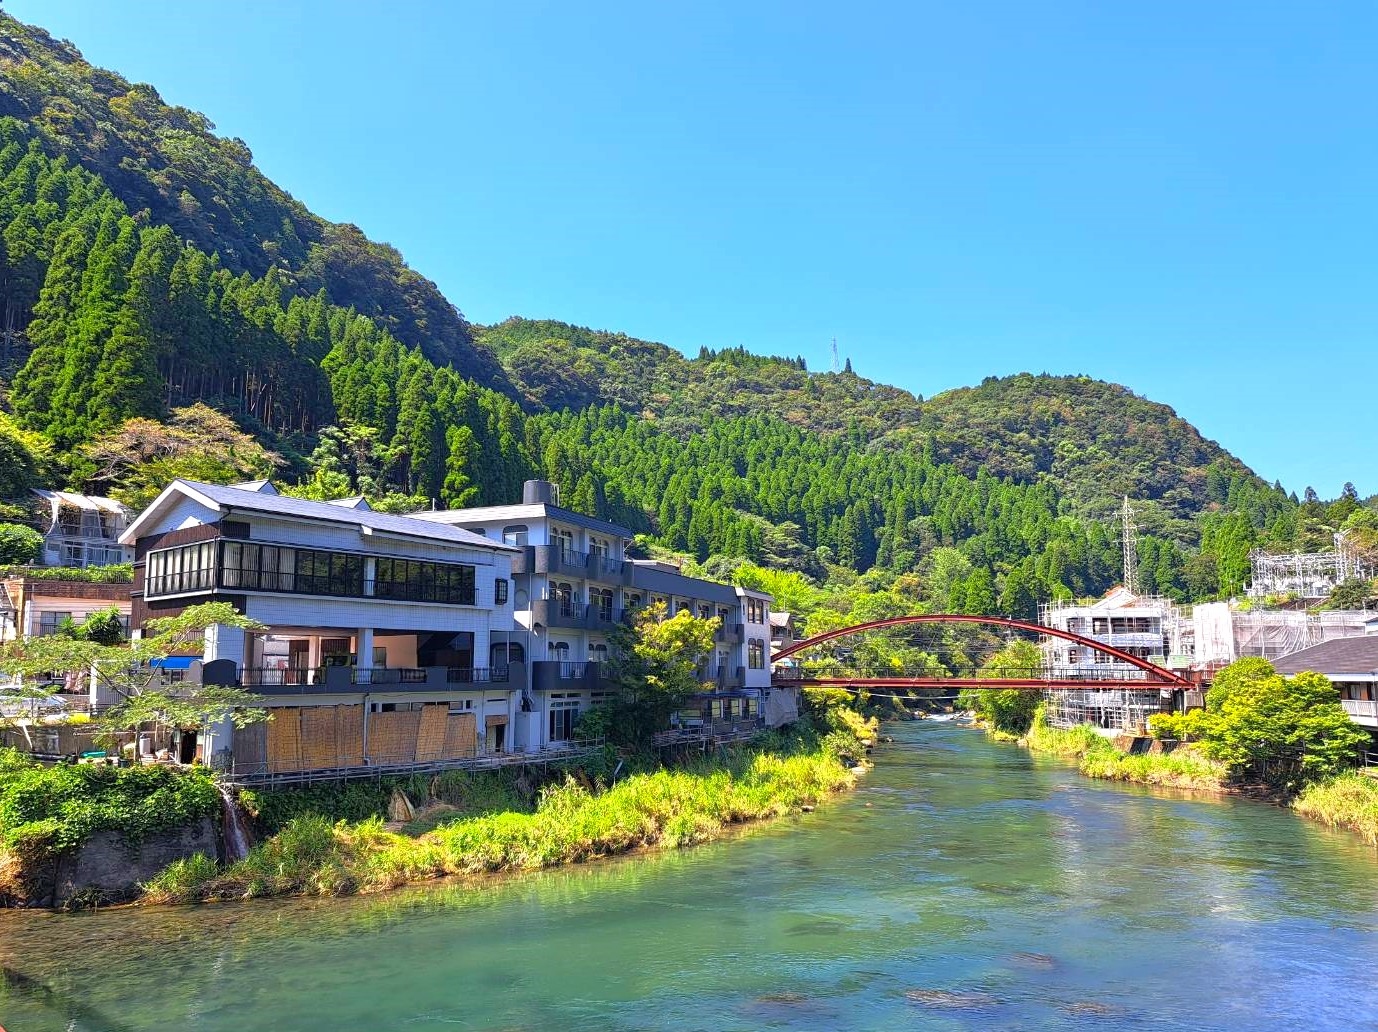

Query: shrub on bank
[[238, 761, 597, 835], [0, 750, 219, 861], [1019, 709, 1226, 791], [1024, 712, 1111, 759], [1079, 749, 1225, 790]]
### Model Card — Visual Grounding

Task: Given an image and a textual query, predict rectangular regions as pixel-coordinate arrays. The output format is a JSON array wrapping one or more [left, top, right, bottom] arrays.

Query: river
[[3, 722, 1377, 1031]]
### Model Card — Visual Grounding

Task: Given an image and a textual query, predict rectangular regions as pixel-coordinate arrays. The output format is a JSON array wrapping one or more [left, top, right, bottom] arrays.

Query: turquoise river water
[[3, 722, 1378, 1031]]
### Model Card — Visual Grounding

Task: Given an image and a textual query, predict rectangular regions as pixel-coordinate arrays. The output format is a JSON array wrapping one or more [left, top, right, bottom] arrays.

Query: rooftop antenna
[[1120, 496, 1139, 595], [831, 337, 840, 373]]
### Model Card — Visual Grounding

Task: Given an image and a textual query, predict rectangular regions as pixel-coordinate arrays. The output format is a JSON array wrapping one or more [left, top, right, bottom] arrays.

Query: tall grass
[[1024, 715, 1111, 759], [142, 742, 855, 903], [1293, 772, 1378, 846], [1017, 708, 1225, 791], [1079, 749, 1226, 789]]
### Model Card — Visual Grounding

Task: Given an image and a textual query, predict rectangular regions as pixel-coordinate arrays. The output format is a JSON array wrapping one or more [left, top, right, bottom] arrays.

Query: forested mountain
[[477, 317, 923, 436], [917, 374, 1254, 518], [0, 10, 1360, 616], [477, 317, 1263, 526], [0, 15, 505, 383]]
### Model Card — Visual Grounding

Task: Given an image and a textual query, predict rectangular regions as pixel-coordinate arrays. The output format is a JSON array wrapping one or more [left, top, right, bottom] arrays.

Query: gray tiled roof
[[1273, 636, 1378, 676], [172, 481, 516, 551], [415, 502, 636, 539]]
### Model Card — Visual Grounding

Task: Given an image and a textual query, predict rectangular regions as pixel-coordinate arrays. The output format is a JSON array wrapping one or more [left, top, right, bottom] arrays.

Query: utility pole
[[1120, 496, 1139, 595]]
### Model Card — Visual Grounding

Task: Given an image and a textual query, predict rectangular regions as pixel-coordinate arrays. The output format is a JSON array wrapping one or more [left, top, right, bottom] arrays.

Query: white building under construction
[[1193, 602, 1378, 665], [1039, 587, 1181, 732]]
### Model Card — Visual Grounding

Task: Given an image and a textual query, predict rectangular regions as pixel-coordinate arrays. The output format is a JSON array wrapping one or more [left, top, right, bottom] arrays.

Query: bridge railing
[[774, 665, 1179, 684]]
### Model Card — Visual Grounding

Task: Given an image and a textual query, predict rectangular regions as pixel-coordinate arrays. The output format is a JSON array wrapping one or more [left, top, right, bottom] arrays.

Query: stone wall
[[11, 818, 218, 908]]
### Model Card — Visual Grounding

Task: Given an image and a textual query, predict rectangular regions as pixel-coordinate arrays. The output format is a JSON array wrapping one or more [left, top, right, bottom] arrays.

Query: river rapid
[[3, 722, 1377, 1031]]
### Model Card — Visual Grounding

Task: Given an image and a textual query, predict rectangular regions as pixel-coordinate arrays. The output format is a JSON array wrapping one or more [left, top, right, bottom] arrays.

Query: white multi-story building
[[120, 479, 523, 776], [30, 489, 131, 568], [1040, 587, 1173, 676], [415, 480, 777, 747]]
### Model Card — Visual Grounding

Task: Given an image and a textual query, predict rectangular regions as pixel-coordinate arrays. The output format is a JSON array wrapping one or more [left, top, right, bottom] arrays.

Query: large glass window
[[746, 597, 767, 624], [374, 557, 475, 604], [218, 543, 362, 597], [145, 541, 218, 595], [151, 541, 474, 603], [502, 525, 529, 547], [549, 693, 580, 741]]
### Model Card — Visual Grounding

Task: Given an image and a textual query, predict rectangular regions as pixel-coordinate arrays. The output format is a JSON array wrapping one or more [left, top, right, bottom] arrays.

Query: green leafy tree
[[957, 639, 1043, 734], [0, 602, 269, 749], [594, 602, 719, 747], [80, 403, 283, 507], [0, 413, 48, 495], [0, 522, 42, 564], [1195, 659, 1368, 791]]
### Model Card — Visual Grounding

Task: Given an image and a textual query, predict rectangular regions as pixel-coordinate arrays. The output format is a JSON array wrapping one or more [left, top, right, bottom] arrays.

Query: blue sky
[[11, 1, 1377, 497]]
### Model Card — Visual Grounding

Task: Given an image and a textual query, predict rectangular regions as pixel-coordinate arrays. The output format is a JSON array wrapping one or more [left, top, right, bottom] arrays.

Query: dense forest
[[1, 10, 1372, 621]]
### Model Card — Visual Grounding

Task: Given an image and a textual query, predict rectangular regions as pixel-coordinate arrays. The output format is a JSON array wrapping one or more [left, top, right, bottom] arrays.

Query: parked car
[[0, 681, 70, 718]]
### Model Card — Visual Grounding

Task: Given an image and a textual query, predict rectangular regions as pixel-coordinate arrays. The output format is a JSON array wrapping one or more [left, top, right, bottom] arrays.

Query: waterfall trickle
[[218, 783, 254, 863]]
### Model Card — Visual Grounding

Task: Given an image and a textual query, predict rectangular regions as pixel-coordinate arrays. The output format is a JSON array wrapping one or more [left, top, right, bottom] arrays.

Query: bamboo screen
[[245, 703, 480, 774]]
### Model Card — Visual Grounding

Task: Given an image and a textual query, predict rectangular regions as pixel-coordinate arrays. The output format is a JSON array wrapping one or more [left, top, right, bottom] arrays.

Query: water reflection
[[3, 723, 1377, 1031]]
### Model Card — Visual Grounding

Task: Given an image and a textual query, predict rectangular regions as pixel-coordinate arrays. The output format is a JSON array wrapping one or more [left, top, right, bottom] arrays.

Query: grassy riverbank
[[990, 710, 1378, 848], [1294, 773, 1378, 846], [1017, 711, 1228, 791], [143, 728, 862, 904]]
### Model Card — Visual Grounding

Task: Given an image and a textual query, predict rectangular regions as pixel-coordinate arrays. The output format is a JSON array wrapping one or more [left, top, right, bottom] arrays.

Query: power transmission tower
[[831, 337, 839, 373], [1120, 496, 1139, 595]]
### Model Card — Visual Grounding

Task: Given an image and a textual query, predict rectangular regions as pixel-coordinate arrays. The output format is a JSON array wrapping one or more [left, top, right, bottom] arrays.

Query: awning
[[150, 656, 197, 670]]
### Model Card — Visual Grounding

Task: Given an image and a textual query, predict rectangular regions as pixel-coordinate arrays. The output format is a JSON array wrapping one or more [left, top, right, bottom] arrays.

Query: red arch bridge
[[769, 614, 1192, 693]]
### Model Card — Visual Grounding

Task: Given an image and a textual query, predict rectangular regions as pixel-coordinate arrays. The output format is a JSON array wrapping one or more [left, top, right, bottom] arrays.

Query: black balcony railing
[[242, 664, 525, 694], [447, 666, 510, 684]]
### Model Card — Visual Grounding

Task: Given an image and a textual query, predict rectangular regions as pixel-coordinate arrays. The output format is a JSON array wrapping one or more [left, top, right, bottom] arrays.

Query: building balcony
[[531, 660, 601, 693], [528, 545, 629, 583], [530, 597, 623, 632], [717, 623, 744, 644], [241, 663, 528, 696], [702, 665, 744, 689], [1342, 699, 1378, 727]]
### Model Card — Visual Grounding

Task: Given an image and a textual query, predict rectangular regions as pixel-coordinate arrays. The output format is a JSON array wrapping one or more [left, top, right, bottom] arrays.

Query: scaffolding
[[1039, 590, 1179, 675], [1246, 534, 1371, 601], [1229, 608, 1373, 661], [1043, 689, 1165, 733]]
